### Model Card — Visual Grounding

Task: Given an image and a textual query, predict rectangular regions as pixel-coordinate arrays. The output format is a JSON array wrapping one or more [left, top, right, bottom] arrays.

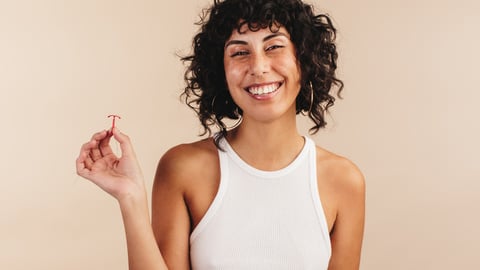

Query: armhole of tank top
[[189, 147, 229, 244], [308, 139, 332, 257]]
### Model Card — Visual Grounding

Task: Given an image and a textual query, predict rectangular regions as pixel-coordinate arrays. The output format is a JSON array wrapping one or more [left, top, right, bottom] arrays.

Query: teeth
[[248, 83, 279, 95]]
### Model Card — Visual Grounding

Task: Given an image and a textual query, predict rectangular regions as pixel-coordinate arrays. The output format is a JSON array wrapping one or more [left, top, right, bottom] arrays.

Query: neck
[[226, 114, 304, 171]]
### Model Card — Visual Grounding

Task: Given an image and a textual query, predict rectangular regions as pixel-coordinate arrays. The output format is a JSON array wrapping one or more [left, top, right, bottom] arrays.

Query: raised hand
[[76, 128, 146, 202]]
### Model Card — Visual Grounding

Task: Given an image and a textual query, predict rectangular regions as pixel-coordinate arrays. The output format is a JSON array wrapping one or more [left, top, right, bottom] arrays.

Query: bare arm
[[327, 162, 366, 270], [76, 129, 168, 270], [151, 145, 197, 269], [120, 193, 168, 270]]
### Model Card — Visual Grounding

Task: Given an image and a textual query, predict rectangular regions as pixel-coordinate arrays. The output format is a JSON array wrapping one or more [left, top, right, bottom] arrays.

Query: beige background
[[1, 0, 478, 269]]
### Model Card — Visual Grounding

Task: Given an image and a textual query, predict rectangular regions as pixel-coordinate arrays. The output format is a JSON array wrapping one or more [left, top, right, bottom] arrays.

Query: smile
[[245, 82, 283, 96]]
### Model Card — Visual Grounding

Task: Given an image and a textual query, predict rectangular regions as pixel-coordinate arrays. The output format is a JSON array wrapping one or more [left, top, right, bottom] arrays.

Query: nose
[[249, 52, 270, 77]]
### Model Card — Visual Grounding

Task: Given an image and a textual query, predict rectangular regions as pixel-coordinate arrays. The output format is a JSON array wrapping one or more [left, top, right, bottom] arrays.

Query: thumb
[[111, 127, 136, 157]]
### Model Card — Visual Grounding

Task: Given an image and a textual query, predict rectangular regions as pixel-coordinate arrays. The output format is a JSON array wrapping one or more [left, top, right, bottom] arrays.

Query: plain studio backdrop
[[0, 0, 478, 269]]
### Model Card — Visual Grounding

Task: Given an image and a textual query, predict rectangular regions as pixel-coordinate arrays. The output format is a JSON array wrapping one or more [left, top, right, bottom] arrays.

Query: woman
[[76, 0, 365, 269]]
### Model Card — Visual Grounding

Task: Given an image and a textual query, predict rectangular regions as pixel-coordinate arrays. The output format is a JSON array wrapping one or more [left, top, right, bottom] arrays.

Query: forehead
[[226, 23, 291, 42]]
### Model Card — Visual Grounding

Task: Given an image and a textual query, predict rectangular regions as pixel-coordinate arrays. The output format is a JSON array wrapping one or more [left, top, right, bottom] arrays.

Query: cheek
[[276, 54, 301, 76], [224, 61, 246, 85]]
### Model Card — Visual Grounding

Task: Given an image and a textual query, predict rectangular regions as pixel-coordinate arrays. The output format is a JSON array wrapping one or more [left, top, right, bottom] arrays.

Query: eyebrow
[[224, 32, 289, 49]]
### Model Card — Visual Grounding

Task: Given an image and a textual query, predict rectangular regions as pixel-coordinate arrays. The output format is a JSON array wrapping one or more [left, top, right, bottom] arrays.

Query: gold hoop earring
[[228, 116, 243, 130], [301, 82, 314, 116], [211, 95, 217, 111], [308, 81, 314, 114]]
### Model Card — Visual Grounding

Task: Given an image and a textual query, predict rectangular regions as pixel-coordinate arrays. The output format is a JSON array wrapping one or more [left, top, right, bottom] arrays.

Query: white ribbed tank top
[[190, 137, 331, 270]]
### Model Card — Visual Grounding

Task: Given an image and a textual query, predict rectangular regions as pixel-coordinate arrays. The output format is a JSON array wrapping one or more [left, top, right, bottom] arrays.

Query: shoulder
[[314, 145, 365, 268], [315, 145, 365, 199], [159, 138, 218, 170], [151, 139, 219, 269], [154, 137, 219, 187]]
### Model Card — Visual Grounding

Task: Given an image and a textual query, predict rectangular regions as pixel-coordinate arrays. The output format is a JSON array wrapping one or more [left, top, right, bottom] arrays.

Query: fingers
[[88, 131, 104, 160], [76, 143, 93, 177], [99, 131, 114, 157], [111, 127, 136, 158], [76, 130, 111, 177], [76, 128, 135, 180]]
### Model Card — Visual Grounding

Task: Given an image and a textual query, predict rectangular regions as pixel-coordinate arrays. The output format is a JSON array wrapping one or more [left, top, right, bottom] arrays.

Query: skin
[[76, 25, 365, 270], [76, 129, 168, 269]]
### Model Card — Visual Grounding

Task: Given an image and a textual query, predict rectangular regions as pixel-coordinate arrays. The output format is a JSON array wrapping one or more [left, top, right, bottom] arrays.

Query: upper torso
[[183, 137, 338, 237], [152, 136, 354, 269], [188, 136, 332, 269]]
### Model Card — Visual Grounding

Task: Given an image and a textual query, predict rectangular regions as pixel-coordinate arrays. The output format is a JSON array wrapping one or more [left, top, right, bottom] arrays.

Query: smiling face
[[223, 24, 302, 124]]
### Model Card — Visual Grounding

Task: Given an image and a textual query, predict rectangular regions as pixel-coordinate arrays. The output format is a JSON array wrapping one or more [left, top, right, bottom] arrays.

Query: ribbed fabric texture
[[190, 137, 331, 270]]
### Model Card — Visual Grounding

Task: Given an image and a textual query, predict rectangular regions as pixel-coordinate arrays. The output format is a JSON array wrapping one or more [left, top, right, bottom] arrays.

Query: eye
[[266, 45, 284, 51], [230, 50, 249, 57]]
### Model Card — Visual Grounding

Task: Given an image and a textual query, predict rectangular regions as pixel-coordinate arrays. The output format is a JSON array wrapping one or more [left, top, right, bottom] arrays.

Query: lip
[[244, 81, 283, 100]]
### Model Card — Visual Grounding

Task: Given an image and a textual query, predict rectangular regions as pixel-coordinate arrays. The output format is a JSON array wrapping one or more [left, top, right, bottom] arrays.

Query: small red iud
[[107, 114, 121, 134]]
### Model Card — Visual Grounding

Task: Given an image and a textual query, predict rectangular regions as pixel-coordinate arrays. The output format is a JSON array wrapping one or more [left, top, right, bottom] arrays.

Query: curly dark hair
[[181, 0, 343, 146]]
